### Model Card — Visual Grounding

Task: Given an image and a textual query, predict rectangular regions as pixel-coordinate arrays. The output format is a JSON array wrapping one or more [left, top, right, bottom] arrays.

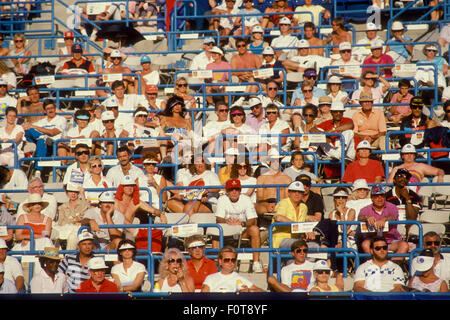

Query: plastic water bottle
[[153, 282, 161, 293], [236, 280, 244, 292]]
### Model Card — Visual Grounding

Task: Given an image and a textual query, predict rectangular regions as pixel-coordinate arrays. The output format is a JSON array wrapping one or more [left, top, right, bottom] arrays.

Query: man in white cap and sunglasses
[[191, 37, 215, 71], [270, 17, 298, 59], [58, 230, 95, 293], [185, 235, 217, 292], [342, 140, 384, 184], [76, 256, 118, 292]]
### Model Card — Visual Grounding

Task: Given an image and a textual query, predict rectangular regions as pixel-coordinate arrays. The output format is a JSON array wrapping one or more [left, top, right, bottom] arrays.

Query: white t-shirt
[[203, 271, 254, 293], [240, 176, 257, 203], [1, 256, 24, 284], [63, 162, 90, 185], [111, 261, 146, 288], [203, 120, 231, 144], [0, 125, 25, 156], [215, 194, 257, 223], [258, 119, 290, 148], [2, 168, 28, 190], [33, 116, 68, 141], [271, 35, 298, 56], [280, 260, 315, 292], [82, 174, 112, 203], [354, 259, 405, 292], [65, 125, 94, 139], [105, 164, 150, 202], [82, 207, 125, 243], [190, 51, 214, 71]]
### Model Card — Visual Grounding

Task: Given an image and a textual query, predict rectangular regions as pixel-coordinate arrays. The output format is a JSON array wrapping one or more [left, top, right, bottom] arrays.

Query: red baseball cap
[[145, 85, 158, 93], [64, 31, 74, 39], [225, 179, 241, 190]]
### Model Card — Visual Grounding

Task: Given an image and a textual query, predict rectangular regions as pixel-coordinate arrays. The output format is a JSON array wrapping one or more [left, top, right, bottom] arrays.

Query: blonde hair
[[88, 155, 103, 168], [158, 247, 188, 279], [174, 76, 191, 95]]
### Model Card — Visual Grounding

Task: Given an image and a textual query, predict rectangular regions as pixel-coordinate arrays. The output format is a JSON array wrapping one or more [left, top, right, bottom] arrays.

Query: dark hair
[[5, 106, 17, 116], [290, 150, 304, 164], [302, 103, 318, 117], [214, 100, 228, 111], [43, 99, 55, 109], [111, 80, 125, 91], [229, 105, 246, 123], [398, 79, 412, 88], [235, 37, 248, 46], [291, 239, 308, 251], [370, 236, 387, 248], [164, 95, 186, 117], [117, 146, 131, 155], [303, 21, 316, 30], [26, 85, 39, 95], [117, 239, 137, 261], [75, 143, 90, 152], [189, 160, 211, 175], [0, 165, 8, 185], [230, 158, 252, 178]]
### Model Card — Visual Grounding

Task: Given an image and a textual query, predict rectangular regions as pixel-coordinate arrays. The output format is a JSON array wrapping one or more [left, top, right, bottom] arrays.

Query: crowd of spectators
[[0, 0, 450, 295]]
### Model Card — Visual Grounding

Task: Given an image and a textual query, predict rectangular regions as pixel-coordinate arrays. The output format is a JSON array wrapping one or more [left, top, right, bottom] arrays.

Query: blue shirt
[[386, 35, 412, 60], [291, 85, 326, 105], [417, 57, 447, 74]]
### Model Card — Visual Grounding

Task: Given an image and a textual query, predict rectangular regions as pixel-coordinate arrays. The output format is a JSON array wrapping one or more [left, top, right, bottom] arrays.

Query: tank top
[[249, 41, 264, 55], [22, 214, 49, 237], [410, 276, 444, 292], [160, 277, 182, 293], [408, 169, 423, 193], [311, 283, 341, 292]]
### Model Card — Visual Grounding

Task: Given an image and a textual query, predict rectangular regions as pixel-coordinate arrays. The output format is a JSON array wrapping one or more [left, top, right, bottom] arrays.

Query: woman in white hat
[[309, 260, 343, 292], [329, 187, 357, 249], [248, 25, 269, 55], [111, 239, 147, 292], [327, 76, 348, 105], [346, 179, 373, 218], [13, 194, 54, 251], [205, 46, 231, 105], [416, 43, 448, 88], [407, 249, 448, 292]]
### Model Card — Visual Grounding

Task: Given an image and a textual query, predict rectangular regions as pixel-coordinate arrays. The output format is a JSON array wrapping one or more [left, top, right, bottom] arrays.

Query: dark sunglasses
[[106, 106, 118, 110], [266, 111, 278, 115], [222, 258, 237, 263], [76, 150, 90, 156], [334, 196, 347, 199], [237, 44, 246, 48], [302, 89, 313, 93], [294, 248, 308, 254], [218, 108, 229, 112], [112, 57, 121, 60], [304, 76, 316, 80], [445, 109, 450, 113], [168, 258, 182, 264], [303, 114, 315, 117], [340, 50, 351, 53], [238, 165, 247, 169], [231, 113, 244, 117], [91, 164, 102, 168], [374, 245, 388, 251], [267, 87, 278, 91], [411, 105, 423, 110], [177, 83, 187, 87], [425, 241, 440, 246], [189, 245, 205, 250], [15, 39, 24, 43], [102, 119, 114, 123], [316, 270, 331, 275]]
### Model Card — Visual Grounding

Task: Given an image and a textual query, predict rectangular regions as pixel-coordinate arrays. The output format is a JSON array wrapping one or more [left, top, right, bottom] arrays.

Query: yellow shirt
[[311, 283, 341, 292], [271, 198, 308, 248]]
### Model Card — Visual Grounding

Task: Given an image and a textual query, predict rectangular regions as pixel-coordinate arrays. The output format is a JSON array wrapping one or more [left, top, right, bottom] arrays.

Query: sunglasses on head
[[168, 258, 182, 264], [222, 258, 237, 263], [374, 245, 388, 251], [425, 241, 440, 246], [76, 150, 90, 156], [294, 248, 308, 254]]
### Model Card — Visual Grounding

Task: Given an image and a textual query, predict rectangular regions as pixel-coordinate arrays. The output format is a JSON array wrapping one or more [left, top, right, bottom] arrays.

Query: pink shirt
[[206, 61, 231, 82], [389, 92, 413, 115]]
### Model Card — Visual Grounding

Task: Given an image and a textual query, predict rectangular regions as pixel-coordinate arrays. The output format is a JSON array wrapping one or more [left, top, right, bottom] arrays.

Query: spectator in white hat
[[326, 76, 349, 105], [261, 0, 293, 30], [362, 40, 394, 78], [293, 0, 331, 25], [386, 143, 444, 193], [76, 256, 119, 292], [385, 21, 413, 63], [416, 43, 448, 89], [248, 25, 269, 56], [190, 37, 215, 71], [58, 230, 95, 292], [81, 191, 125, 250], [270, 16, 298, 59], [82, 155, 112, 206], [0, 238, 24, 292], [342, 140, 385, 183], [244, 96, 267, 132], [102, 49, 135, 93], [111, 239, 146, 292], [205, 45, 231, 105], [99, 109, 119, 155], [329, 187, 357, 249], [310, 259, 343, 292], [346, 179, 372, 218], [408, 248, 448, 292], [353, 22, 384, 61], [325, 17, 352, 55], [271, 180, 307, 248], [283, 39, 315, 74], [329, 41, 362, 88], [142, 151, 168, 208]]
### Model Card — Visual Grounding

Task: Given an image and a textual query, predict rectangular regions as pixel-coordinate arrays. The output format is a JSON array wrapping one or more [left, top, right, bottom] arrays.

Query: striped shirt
[[57, 253, 93, 293]]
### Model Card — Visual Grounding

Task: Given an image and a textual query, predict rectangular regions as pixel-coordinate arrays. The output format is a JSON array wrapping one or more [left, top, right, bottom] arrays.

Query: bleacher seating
[[0, 0, 450, 299]]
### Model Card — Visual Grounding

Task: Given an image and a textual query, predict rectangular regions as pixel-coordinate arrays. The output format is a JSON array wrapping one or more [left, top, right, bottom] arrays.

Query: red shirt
[[76, 278, 119, 293], [317, 117, 353, 145], [342, 159, 385, 183], [186, 257, 218, 290], [362, 54, 394, 78]]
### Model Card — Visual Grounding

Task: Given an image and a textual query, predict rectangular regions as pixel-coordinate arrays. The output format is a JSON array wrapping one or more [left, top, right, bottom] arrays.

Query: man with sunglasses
[[267, 240, 315, 292], [63, 143, 91, 185], [270, 17, 298, 60], [329, 42, 361, 90], [185, 235, 217, 291], [399, 96, 434, 149], [190, 37, 215, 72], [60, 43, 96, 75], [215, 179, 263, 273], [203, 100, 231, 152], [99, 110, 119, 155], [357, 185, 409, 264], [245, 97, 267, 132], [353, 236, 405, 292], [202, 245, 264, 292], [410, 231, 450, 282], [230, 37, 261, 93]]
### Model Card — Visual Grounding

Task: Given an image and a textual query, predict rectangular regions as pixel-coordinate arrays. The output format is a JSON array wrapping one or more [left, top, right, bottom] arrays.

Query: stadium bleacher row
[[0, 0, 450, 297]]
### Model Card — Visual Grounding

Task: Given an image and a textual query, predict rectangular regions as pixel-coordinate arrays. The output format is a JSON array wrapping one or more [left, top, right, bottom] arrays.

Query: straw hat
[[23, 194, 49, 212], [37, 247, 63, 261]]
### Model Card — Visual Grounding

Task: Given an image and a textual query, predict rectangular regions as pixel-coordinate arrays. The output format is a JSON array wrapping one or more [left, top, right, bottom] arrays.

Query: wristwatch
[[406, 200, 412, 204]]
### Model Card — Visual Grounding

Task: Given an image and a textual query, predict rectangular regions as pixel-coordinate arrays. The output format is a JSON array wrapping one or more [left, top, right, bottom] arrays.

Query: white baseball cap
[[209, 46, 223, 55], [330, 101, 345, 111], [110, 49, 122, 58], [391, 21, 404, 31], [297, 39, 310, 49], [248, 97, 262, 108], [313, 259, 331, 271], [279, 17, 291, 25], [356, 140, 373, 150], [366, 22, 379, 31], [0, 78, 7, 86], [101, 110, 115, 121], [66, 182, 81, 192], [415, 255, 434, 272], [120, 175, 136, 186], [339, 42, 352, 51], [118, 242, 136, 251], [401, 143, 416, 154], [88, 257, 108, 270], [370, 39, 384, 50], [77, 230, 94, 243], [99, 191, 115, 202], [333, 188, 349, 197], [262, 46, 274, 56], [328, 76, 342, 84], [252, 25, 264, 33], [288, 181, 305, 192], [352, 179, 370, 191]]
